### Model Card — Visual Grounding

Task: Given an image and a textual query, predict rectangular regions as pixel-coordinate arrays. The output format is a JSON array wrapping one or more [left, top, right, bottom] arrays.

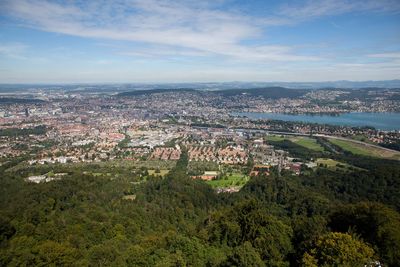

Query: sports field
[[328, 138, 400, 160], [266, 135, 324, 151]]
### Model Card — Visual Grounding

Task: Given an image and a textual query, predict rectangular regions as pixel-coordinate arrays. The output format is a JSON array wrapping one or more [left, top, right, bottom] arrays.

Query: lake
[[231, 112, 400, 131]]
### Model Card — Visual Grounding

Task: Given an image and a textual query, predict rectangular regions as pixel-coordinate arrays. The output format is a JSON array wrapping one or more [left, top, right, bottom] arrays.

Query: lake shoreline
[[231, 112, 400, 131]]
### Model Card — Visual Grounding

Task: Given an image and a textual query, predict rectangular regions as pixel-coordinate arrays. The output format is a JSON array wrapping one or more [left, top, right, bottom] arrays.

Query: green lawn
[[329, 139, 370, 155], [315, 158, 361, 171], [266, 135, 324, 152], [265, 135, 285, 142], [206, 173, 250, 188], [328, 138, 400, 160], [316, 158, 340, 167], [350, 134, 373, 144], [292, 137, 324, 152]]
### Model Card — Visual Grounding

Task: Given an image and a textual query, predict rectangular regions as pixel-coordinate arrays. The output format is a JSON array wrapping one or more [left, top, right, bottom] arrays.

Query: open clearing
[[316, 158, 342, 168], [328, 138, 400, 160], [265, 135, 286, 142], [292, 137, 324, 151], [266, 135, 324, 151], [315, 158, 362, 171], [206, 173, 250, 188]]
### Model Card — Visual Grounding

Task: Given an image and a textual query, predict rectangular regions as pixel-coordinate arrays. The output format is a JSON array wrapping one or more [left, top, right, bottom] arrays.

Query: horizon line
[[0, 79, 400, 86]]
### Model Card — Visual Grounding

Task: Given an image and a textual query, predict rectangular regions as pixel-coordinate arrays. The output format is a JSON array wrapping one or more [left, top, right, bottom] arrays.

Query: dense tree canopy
[[1, 148, 400, 266], [301, 232, 375, 267]]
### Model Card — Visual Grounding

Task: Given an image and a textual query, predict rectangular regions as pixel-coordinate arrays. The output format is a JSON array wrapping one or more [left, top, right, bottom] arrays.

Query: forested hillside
[[1, 151, 400, 266]]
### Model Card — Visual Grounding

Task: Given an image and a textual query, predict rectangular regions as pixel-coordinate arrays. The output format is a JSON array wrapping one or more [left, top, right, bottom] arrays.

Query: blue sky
[[0, 0, 399, 83]]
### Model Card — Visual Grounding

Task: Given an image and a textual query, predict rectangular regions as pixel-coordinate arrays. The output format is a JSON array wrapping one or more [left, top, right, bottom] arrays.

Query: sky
[[0, 0, 399, 83]]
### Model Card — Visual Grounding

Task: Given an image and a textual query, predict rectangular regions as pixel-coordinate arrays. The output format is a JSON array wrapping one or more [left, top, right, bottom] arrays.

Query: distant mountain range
[[0, 80, 399, 93]]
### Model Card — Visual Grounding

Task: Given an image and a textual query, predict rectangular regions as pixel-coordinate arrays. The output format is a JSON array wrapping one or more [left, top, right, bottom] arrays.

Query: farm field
[[328, 138, 400, 160], [266, 135, 324, 151], [292, 137, 324, 151], [265, 135, 286, 142]]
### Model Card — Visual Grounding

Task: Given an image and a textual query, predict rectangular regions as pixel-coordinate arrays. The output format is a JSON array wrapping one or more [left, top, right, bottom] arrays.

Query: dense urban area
[[1, 85, 400, 266], [1, 86, 400, 167]]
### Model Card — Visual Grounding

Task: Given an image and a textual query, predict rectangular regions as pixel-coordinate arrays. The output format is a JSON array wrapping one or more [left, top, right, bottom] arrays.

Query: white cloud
[[1, 0, 317, 62], [0, 43, 28, 59], [5, 0, 397, 64], [278, 0, 400, 21], [368, 52, 400, 59], [1, 0, 399, 83]]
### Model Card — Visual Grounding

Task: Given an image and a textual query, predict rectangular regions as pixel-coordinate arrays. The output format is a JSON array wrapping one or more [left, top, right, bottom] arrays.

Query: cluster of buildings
[[0, 87, 399, 187], [150, 147, 181, 160], [188, 145, 248, 164]]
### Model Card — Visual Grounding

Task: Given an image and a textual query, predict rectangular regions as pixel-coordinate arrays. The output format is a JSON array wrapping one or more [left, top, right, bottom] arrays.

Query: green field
[[266, 135, 324, 151], [328, 138, 400, 160], [265, 135, 286, 142], [206, 173, 250, 188], [349, 134, 373, 144], [316, 158, 341, 167], [292, 137, 324, 151], [315, 158, 361, 171]]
